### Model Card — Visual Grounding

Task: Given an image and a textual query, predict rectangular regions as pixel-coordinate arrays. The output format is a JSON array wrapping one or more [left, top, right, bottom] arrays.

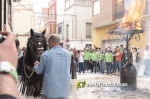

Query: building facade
[[44, 0, 56, 37], [34, 11, 48, 34], [13, 0, 34, 48], [56, 0, 65, 47], [63, 0, 92, 50], [92, 0, 148, 55]]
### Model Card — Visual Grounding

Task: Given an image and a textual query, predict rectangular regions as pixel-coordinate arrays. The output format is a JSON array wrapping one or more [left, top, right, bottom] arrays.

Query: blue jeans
[[106, 62, 112, 74], [116, 61, 122, 73], [93, 61, 97, 73], [112, 61, 117, 73], [99, 60, 105, 74], [144, 59, 150, 76], [78, 62, 84, 73]]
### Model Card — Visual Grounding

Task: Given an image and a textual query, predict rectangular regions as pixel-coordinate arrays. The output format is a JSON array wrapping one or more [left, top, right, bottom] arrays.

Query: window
[[52, 7, 55, 18], [70, 0, 74, 5], [94, 0, 100, 15], [86, 23, 92, 39], [65, 0, 70, 8], [58, 26, 62, 34]]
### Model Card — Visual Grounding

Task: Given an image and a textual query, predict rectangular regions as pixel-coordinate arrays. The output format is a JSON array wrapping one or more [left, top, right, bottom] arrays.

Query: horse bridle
[[23, 35, 46, 78], [28, 35, 46, 61]]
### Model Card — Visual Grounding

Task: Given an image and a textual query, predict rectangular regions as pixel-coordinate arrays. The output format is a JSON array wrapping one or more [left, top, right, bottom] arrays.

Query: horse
[[19, 29, 47, 98]]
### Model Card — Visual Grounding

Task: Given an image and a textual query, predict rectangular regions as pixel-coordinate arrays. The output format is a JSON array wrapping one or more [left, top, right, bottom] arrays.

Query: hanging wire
[[13, 1, 49, 7], [17, 1, 34, 13]]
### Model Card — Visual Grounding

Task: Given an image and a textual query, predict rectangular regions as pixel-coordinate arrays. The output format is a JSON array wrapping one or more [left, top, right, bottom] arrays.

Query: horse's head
[[27, 29, 47, 61]]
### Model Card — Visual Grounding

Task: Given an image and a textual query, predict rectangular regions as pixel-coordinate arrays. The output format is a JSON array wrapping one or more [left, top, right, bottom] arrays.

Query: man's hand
[[34, 61, 39, 65], [0, 31, 17, 68]]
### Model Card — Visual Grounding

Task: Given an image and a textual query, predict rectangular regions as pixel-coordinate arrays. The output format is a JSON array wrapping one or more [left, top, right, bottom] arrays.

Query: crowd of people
[[69, 44, 149, 76]]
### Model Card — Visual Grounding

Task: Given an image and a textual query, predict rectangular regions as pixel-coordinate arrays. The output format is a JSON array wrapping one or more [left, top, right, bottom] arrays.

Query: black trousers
[[84, 60, 89, 71], [89, 60, 93, 72]]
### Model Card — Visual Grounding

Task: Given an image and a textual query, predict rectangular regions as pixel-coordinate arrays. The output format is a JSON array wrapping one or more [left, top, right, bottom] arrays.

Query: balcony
[[114, 0, 150, 20], [114, 1, 125, 20]]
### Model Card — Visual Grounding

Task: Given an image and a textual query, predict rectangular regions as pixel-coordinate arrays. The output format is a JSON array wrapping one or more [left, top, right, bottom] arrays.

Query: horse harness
[[23, 34, 46, 79]]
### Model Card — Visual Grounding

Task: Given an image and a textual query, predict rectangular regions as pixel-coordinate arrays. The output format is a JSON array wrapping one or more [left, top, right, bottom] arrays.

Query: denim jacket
[[34, 46, 71, 98]]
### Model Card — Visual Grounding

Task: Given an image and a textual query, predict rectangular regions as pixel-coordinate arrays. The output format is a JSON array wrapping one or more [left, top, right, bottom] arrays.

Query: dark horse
[[19, 29, 47, 98]]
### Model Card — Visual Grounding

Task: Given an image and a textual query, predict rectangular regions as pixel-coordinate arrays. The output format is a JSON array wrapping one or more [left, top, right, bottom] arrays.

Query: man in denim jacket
[[34, 35, 71, 99]]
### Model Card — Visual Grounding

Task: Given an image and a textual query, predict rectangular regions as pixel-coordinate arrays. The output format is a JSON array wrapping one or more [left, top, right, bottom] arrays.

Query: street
[[20, 73, 150, 99]]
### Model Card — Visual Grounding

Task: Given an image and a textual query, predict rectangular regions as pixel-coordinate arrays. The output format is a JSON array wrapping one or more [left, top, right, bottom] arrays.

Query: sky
[[33, 0, 49, 12]]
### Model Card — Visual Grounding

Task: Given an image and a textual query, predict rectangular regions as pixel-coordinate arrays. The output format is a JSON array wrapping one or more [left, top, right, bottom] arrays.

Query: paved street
[[19, 73, 150, 99]]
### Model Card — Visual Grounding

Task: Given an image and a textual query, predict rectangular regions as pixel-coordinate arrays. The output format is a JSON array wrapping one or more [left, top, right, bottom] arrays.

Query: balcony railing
[[114, 0, 150, 20]]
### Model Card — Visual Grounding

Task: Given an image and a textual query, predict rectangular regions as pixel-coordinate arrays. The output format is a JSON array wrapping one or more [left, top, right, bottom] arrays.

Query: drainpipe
[[0, 0, 2, 31], [74, 15, 77, 39]]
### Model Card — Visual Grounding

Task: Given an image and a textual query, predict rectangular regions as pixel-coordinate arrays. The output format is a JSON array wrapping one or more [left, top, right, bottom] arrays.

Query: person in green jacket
[[105, 48, 113, 74], [92, 49, 99, 73], [84, 48, 90, 71]]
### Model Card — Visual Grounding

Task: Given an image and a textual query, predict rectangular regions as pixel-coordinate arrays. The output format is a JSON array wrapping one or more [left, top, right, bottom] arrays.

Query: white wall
[[56, 0, 65, 24], [74, 6, 92, 39], [64, 5, 92, 40], [13, 0, 34, 48], [56, 0, 65, 45], [13, 0, 34, 34], [63, 5, 92, 49], [64, 7, 74, 40], [13, 11, 34, 34], [69, 40, 93, 50], [18, 35, 30, 48]]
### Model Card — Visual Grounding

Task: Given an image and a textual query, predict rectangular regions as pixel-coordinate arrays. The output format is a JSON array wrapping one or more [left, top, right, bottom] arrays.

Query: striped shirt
[[34, 46, 71, 98]]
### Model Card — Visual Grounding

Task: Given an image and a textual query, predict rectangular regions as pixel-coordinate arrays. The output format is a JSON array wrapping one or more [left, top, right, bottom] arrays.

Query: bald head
[[48, 34, 60, 44], [48, 35, 60, 49]]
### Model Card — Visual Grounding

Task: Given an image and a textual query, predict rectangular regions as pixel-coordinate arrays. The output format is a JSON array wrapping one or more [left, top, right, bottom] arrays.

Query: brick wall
[[92, 0, 117, 27]]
